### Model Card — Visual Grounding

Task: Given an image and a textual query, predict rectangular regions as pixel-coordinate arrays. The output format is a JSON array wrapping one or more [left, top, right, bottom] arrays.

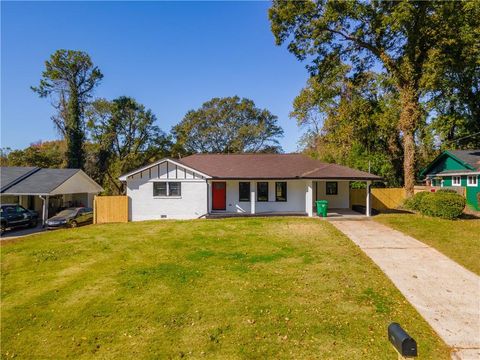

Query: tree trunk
[[66, 84, 84, 169], [105, 170, 123, 195], [399, 85, 421, 197], [402, 130, 416, 197]]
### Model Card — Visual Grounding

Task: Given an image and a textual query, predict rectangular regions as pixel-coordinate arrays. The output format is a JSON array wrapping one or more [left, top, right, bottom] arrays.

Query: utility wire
[[442, 131, 480, 145]]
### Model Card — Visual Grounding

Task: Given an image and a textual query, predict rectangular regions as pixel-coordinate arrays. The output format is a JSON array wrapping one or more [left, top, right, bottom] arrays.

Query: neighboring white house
[[119, 154, 381, 221], [1, 166, 103, 224]]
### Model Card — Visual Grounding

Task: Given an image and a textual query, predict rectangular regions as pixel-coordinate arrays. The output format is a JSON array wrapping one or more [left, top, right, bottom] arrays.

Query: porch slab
[[206, 208, 366, 219], [206, 211, 307, 219], [317, 208, 367, 220]]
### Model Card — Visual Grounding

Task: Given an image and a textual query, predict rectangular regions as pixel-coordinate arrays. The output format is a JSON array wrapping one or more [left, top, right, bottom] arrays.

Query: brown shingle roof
[[178, 153, 381, 180]]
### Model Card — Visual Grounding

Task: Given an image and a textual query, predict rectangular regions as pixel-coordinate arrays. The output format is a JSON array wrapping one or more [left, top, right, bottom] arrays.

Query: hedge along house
[[0, 166, 103, 224], [119, 153, 381, 221], [420, 150, 480, 210]]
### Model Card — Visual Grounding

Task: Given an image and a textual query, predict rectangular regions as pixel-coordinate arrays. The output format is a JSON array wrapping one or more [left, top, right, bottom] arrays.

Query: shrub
[[436, 188, 457, 194], [404, 191, 430, 211], [419, 192, 465, 219]]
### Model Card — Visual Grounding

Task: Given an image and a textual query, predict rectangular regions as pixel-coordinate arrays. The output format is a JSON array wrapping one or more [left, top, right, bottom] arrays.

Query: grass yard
[[375, 213, 480, 275], [1, 218, 449, 359]]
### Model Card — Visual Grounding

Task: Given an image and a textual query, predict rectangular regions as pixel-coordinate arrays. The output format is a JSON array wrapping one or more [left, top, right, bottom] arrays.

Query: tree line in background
[[269, 0, 479, 194], [0, 50, 283, 194], [1, 1, 479, 195]]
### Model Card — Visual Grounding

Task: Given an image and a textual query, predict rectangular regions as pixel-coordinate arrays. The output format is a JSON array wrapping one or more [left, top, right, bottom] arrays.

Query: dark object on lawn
[[388, 323, 417, 358], [351, 205, 379, 216]]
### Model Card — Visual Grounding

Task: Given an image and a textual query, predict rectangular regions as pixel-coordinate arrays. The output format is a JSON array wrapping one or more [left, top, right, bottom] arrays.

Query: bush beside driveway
[[1, 218, 449, 359]]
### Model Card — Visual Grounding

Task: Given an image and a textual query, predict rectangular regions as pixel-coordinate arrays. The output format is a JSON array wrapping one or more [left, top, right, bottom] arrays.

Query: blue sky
[[1, 1, 310, 152]]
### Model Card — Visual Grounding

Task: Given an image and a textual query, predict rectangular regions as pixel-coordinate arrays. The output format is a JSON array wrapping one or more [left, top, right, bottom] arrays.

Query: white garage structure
[[119, 154, 380, 221], [1, 166, 103, 225]]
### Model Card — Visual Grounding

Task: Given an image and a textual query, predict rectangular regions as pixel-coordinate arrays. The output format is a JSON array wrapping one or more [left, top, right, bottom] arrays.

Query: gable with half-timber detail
[[127, 161, 205, 181]]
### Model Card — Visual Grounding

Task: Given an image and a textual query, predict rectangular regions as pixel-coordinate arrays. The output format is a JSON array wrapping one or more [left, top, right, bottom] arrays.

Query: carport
[[1, 166, 103, 225]]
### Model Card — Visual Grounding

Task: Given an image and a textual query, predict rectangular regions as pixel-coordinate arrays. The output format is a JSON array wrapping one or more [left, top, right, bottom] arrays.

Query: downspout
[[39, 195, 49, 227]]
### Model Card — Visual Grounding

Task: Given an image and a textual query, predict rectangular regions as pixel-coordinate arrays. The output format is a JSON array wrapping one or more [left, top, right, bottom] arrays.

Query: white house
[[119, 154, 381, 221]]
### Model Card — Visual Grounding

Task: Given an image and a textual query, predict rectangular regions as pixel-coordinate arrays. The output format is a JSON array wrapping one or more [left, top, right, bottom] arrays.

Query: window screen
[[275, 182, 287, 202], [168, 182, 181, 196], [153, 182, 181, 196], [153, 182, 167, 196], [239, 182, 250, 202], [257, 182, 269, 202]]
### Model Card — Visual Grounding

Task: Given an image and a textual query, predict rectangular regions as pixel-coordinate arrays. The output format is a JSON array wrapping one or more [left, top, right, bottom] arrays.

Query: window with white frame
[[153, 182, 181, 197], [452, 176, 461, 186], [467, 175, 478, 187]]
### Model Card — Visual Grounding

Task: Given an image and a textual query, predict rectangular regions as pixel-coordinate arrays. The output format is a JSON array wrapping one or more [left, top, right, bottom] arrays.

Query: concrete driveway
[[330, 219, 480, 360], [0, 224, 45, 241]]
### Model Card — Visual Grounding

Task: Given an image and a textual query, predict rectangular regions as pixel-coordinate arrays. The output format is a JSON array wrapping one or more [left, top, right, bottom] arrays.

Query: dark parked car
[[0, 204, 39, 234], [46, 207, 93, 229]]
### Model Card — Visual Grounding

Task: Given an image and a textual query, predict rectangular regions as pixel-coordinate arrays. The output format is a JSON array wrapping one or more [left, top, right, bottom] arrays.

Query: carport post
[[40, 195, 49, 226], [366, 181, 372, 217]]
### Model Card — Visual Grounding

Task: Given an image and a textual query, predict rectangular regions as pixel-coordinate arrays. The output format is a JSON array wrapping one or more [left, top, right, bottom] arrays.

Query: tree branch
[[322, 27, 399, 77]]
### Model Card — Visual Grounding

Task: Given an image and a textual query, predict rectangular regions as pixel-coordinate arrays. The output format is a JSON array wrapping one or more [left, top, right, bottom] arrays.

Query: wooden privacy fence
[[414, 185, 465, 196], [94, 196, 129, 224], [350, 188, 406, 211]]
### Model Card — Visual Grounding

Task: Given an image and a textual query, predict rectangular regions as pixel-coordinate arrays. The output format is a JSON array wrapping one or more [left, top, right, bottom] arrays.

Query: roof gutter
[[207, 176, 382, 181], [0, 192, 50, 196], [426, 171, 480, 177]]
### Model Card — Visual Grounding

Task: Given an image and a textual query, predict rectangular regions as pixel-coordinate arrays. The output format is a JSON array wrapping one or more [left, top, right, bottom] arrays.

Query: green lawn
[[1, 218, 449, 359], [375, 213, 480, 275]]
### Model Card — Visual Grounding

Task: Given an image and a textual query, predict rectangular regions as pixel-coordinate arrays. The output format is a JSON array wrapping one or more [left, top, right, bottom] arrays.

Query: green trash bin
[[316, 200, 328, 218]]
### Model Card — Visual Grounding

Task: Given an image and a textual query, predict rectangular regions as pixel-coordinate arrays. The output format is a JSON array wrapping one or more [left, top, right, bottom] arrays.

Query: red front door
[[212, 182, 226, 210]]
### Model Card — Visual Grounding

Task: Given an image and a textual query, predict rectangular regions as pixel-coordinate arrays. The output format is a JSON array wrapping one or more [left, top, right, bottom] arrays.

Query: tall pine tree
[[32, 50, 103, 169]]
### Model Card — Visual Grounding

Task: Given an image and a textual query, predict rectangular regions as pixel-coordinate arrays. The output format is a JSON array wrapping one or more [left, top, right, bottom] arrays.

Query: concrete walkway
[[330, 219, 480, 360]]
